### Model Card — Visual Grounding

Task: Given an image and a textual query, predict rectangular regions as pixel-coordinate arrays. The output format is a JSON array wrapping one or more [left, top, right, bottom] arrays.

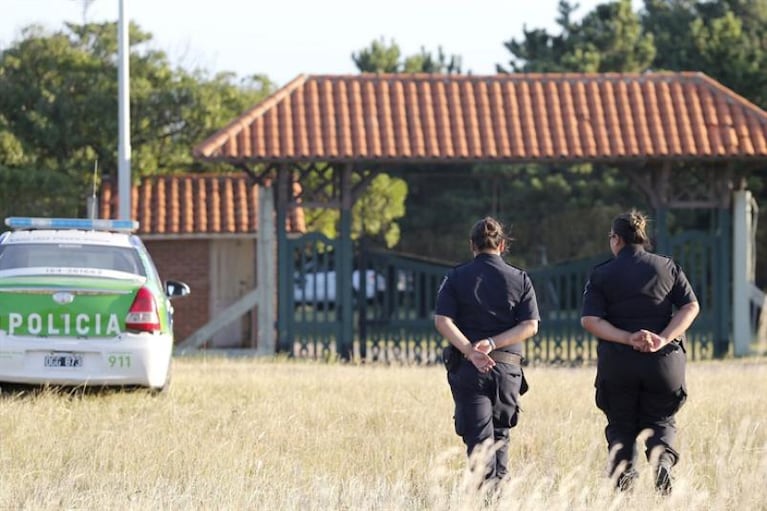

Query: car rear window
[[0, 243, 145, 276]]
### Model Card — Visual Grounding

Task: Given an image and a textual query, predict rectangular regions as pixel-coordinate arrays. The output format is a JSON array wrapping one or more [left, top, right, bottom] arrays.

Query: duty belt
[[489, 351, 523, 366]]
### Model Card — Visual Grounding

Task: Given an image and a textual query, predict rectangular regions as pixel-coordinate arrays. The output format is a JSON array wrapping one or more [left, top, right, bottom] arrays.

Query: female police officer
[[435, 216, 539, 484], [581, 209, 699, 494]]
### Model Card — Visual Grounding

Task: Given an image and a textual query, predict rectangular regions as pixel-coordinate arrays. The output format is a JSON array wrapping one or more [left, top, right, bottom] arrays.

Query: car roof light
[[5, 217, 139, 232]]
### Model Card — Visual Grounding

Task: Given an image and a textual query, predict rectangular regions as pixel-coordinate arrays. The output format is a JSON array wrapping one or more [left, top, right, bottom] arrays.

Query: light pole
[[117, 0, 131, 220]]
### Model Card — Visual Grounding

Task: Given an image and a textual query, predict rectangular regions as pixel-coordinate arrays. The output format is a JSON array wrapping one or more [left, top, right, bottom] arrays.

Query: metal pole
[[117, 0, 132, 220], [257, 183, 276, 355]]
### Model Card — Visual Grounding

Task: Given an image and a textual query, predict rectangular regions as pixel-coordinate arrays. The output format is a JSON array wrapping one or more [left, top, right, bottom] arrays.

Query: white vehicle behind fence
[[293, 267, 385, 307]]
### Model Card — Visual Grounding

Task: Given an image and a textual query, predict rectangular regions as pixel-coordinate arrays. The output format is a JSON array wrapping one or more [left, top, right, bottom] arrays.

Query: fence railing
[[281, 232, 734, 364]]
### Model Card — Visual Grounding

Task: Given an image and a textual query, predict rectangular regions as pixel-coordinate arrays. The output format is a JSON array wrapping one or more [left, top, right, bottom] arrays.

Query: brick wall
[[145, 239, 210, 343]]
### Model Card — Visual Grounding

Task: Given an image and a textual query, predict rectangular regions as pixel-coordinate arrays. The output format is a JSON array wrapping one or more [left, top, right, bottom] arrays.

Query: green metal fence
[[279, 226, 730, 364], [526, 226, 729, 364], [527, 254, 605, 365], [356, 250, 452, 363], [282, 232, 344, 358], [669, 228, 730, 359]]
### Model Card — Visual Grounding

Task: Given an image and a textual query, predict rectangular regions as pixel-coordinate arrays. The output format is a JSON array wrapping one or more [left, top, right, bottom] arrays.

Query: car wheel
[[151, 366, 172, 396], [0, 382, 31, 398]]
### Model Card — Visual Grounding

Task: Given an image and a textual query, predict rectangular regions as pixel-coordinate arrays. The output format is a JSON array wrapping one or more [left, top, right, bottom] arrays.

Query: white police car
[[0, 217, 189, 392]]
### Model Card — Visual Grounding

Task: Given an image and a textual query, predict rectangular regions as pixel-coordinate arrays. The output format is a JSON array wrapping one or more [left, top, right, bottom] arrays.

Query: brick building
[[100, 173, 304, 348]]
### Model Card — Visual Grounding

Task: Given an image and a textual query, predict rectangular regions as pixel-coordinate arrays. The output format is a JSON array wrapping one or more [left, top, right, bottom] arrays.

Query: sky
[[1, 0, 642, 87]]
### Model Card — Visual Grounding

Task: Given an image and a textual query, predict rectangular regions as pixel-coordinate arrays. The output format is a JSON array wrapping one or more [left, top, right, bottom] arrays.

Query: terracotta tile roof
[[194, 72, 767, 163], [99, 174, 305, 236]]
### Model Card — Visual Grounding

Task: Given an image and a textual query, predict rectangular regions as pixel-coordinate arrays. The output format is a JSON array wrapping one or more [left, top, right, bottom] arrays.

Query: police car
[[0, 217, 189, 392]]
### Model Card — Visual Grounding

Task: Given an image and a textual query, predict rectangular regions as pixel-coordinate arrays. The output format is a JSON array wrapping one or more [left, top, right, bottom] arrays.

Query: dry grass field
[[0, 356, 765, 510]]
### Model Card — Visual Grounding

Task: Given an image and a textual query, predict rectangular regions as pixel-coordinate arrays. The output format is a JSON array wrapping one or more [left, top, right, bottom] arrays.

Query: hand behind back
[[629, 329, 666, 352], [468, 342, 495, 373]]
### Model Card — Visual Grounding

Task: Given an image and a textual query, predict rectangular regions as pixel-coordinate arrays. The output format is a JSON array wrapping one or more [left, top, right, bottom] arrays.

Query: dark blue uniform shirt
[[435, 253, 540, 355], [581, 245, 697, 336]]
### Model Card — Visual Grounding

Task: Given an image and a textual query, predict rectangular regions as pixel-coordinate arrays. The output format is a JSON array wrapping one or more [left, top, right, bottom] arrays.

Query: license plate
[[44, 353, 83, 368]]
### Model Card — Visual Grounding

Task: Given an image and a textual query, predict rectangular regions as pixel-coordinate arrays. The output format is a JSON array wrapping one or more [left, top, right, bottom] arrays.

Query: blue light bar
[[5, 217, 139, 232]]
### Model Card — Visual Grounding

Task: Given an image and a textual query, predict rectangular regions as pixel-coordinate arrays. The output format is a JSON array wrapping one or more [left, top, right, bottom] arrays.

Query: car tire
[[151, 365, 172, 396]]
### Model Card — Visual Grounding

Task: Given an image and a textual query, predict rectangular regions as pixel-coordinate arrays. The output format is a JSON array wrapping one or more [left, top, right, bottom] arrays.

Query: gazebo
[[189, 72, 767, 362]]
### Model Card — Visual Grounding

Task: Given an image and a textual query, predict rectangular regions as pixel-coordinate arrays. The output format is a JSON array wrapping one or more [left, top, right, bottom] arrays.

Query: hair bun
[[612, 209, 650, 248], [629, 211, 645, 232], [470, 216, 509, 253]]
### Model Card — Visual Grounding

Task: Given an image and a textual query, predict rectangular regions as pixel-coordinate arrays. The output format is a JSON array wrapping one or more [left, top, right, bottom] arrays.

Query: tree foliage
[[352, 38, 462, 74], [0, 22, 408, 245], [0, 165, 81, 219], [342, 36, 466, 247], [301, 170, 408, 249], [353, 1, 767, 268], [5, 4, 767, 272], [0, 22, 273, 214], [395, 0, 657, 266], [500, 0, 655, 73], [397, 164, 646, 266], [644, 0, 767, 108], [476, 0, 767, 274], [501, 0, 767, 106], [646, 0, 767, 283], [351, 38, 401, 73]]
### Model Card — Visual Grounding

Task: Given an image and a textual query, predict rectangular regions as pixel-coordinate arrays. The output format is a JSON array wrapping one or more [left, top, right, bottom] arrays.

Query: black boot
[[655, 460, 673, 495], [616, 468, 639, 492]]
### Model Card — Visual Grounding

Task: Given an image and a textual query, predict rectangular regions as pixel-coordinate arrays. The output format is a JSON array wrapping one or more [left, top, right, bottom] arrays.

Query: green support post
[[714, 207, 732, 358], [337, 165, 354, 360]]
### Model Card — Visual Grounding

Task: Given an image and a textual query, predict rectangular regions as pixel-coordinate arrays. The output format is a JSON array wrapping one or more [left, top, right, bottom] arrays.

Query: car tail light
[[125, 286, 160, 332]]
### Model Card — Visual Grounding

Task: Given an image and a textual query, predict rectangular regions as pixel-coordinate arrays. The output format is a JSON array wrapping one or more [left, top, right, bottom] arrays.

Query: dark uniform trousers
[[447, 358, 525, 480], [595, 340, 687, 478]]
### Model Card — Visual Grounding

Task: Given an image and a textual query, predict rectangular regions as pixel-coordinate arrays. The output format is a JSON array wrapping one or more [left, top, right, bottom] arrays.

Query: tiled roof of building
[[99, 174, 305, 236], [194, 72, 767, 163]]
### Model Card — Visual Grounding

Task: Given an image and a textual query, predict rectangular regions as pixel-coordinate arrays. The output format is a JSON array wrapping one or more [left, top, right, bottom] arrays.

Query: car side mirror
[[165, 279, 191, 298]]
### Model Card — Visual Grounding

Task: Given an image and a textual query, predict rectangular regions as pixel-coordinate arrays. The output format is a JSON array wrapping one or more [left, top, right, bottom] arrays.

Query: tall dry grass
[[0, 356, 765, 510]]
